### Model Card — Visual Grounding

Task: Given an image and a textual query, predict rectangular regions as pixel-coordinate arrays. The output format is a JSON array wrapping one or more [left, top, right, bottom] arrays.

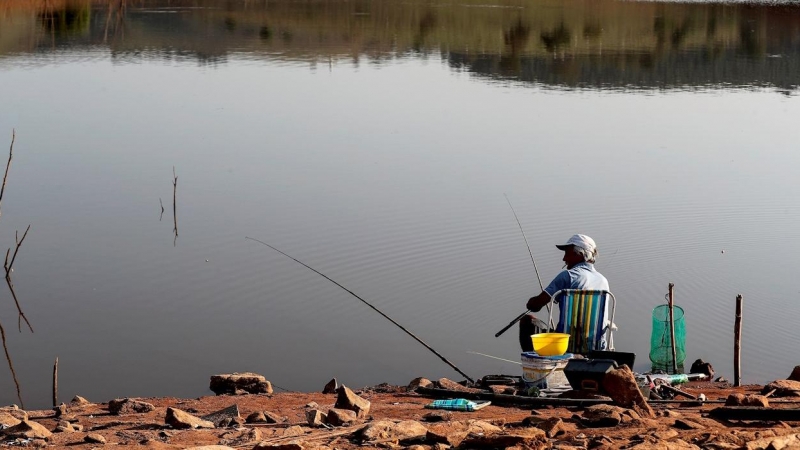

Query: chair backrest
[[547, 290, 616, 355]]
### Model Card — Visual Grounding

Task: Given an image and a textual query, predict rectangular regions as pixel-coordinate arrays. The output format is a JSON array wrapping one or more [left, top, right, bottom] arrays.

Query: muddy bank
[[4, 373, 800, 449]]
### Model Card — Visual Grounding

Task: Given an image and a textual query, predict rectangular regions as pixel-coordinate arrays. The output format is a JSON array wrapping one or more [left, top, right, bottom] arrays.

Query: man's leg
[[519, 314, 546, 352]]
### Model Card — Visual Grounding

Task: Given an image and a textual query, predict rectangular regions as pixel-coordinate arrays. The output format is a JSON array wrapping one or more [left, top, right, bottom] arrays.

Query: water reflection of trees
[[2, 0, 800, 90]]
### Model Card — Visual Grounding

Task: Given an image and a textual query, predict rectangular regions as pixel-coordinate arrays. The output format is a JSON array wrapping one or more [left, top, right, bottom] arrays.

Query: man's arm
[[526, 291, 551, 312]]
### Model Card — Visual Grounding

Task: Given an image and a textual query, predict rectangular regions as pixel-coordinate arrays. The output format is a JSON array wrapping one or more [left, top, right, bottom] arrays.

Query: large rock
[[726, 393, 769, 407], [108, 398, 155, 415], [210, 372, 273, 395], [335, 385, 370, 418], [601, 365, 654, 418], [165, 407, 215, 429], [2, 420, 53, 439], [763, 380, 800, 397]]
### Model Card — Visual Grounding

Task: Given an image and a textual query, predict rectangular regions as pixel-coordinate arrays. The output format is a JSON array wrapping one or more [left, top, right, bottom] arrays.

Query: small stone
[[165, 407, 215, 429], [436, 378, 481, 393], [305, 409, 326, 427], [247, 411, 268, 423], [53, 403, 68, 417], [409, 377, 434, 390], [305, 402, 319, 409], [70, 395, 90, 405], [326, 408, 357, 427], [72, 423, 84, 432], [652, 429, 679, 440], [674, 418, 705, 430], [264, 411, 284, 423], [422, 411, 452, 422], [690, 359, 715, 379], [726, 393, 769, 407], [538, 417, 565, 438], [85, 433, 107, 444], [323, 378, 338, 394], [282, 425, 305, 437], [716, 377, 728, 383], [581, 404, 623, 428], [108, 398, 155, 415]]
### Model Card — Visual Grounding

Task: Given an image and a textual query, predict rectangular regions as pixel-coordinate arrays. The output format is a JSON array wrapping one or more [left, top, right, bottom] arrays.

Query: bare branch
[[172, 167, 178, 245], [0, 322, 24, 408], [5, 225, 33, 333], [0, 129, 15, 221]]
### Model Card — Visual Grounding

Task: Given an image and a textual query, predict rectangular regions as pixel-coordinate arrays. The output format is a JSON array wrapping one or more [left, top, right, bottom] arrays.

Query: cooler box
[[564, 358, 618, 391], [521, 352, 574, 389]]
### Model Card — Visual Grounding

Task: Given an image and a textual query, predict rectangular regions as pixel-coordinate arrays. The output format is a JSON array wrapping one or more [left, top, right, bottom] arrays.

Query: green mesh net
[[649, 305, 686, 372]]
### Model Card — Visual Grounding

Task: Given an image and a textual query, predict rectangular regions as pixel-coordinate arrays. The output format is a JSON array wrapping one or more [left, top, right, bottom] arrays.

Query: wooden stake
[[668, 283, 678, 374], [53, 357, 58, 407], [734, 294, 743, 387]]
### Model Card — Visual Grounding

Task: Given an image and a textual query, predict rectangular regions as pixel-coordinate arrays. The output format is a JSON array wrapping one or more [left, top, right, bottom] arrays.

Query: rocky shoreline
[[3, 371, 800, 449]]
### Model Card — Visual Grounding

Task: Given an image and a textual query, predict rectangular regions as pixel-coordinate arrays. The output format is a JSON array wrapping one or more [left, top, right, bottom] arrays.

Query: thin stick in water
[[53, 357, 58, 407], [245, 236, 475, 384], [172, 167, 178, 245], [734, 294, 743, 387]]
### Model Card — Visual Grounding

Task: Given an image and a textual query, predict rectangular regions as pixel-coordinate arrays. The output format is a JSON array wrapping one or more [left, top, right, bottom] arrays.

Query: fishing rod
[[245, 236, 475, 384], [495, 195, 553, 338]]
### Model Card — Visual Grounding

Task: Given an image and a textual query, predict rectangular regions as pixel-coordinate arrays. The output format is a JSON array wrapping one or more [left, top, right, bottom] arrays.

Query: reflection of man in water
[[519, 234, 609, 352]]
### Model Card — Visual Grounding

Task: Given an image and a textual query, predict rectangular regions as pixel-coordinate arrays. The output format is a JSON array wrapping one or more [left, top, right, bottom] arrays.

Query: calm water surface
[[1, 0, 800, 408]]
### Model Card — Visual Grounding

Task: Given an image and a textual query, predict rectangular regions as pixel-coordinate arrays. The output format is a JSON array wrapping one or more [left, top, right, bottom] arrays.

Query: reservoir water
[[1, 0, 800, 408]]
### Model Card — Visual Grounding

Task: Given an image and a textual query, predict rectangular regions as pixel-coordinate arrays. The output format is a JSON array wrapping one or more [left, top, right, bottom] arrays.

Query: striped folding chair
[[546, 290, 617, 355]]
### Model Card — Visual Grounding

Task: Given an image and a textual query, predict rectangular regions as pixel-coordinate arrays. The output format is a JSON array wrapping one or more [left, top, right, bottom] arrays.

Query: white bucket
[[521, 352, 573, 390]]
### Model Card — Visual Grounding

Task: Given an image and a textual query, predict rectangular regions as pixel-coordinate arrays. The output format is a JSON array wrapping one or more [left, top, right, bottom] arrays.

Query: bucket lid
[[521, 352, 574, 360]]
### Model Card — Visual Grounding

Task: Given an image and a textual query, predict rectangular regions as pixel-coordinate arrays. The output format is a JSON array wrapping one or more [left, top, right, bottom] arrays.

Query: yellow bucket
[[531, 333, 570, 356]]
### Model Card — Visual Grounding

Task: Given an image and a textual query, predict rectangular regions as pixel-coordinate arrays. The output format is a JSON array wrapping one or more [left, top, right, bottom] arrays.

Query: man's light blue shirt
[[542, 262, 611, 349], [543, 262, 609, 298]]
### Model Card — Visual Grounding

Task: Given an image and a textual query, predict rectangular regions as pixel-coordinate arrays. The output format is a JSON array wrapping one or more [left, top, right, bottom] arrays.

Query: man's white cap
[[555, 234, 597, 253]]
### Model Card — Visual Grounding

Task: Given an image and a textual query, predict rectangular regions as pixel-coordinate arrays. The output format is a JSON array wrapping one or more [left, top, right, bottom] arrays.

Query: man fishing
[[519, 234, 609, 352]]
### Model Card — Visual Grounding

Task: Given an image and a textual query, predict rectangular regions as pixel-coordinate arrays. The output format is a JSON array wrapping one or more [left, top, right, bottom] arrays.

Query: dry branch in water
[[5, 225, 33, 333], [0, 129, 30, 408], [172, 166, 178, 245]]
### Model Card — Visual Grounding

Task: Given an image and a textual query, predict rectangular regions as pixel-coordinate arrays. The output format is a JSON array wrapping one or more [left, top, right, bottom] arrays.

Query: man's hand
[[526, 291, 551, 312]]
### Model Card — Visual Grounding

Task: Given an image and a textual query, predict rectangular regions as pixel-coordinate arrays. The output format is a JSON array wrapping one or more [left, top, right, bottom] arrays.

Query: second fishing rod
[[495, 195, 554, 338]]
